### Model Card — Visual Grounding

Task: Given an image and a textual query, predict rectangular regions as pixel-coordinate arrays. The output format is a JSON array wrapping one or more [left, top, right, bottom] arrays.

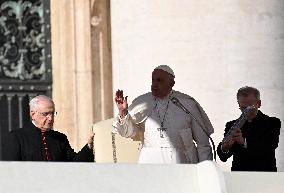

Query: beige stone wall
[[111, 0, 284, 170], [50, 0, 113, 151]]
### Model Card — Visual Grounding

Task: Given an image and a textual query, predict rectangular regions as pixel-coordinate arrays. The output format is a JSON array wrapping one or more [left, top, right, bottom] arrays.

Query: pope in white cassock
[[113, 65, 214, 163]]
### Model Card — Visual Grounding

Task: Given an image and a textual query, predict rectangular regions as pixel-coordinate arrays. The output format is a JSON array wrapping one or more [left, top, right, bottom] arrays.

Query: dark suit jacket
[[3, 122, 94, 162], [217, 111, 281, 171]]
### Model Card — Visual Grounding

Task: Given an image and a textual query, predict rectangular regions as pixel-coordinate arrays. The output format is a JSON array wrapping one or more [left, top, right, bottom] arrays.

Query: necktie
[[41, 132, 51, 161]]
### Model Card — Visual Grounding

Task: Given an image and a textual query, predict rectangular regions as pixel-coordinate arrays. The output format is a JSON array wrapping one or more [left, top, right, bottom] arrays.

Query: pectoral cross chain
[[157, 127, 167, 138], [156, 99, 170, 138]]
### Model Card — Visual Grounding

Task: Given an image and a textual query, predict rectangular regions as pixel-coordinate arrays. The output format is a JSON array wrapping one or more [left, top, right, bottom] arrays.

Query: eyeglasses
[[37, 111, 58, 117]]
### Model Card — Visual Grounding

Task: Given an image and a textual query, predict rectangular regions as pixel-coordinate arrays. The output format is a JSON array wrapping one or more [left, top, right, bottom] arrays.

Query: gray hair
[[29, 95, 54, 111], [237, 86, 260, 100]]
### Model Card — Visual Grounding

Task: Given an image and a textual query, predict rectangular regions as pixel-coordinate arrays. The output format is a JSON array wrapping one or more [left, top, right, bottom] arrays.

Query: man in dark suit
[[217, 86, 281, 171], [4, 95, 94, 161]]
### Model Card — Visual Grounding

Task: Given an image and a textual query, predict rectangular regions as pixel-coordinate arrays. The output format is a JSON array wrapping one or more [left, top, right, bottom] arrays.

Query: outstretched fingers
[[115, 89, 128, 106], [115, 89, 124, 103]]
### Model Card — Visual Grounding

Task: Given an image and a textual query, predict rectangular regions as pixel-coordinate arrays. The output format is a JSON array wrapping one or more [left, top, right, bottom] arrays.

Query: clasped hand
[[222, 129, 245, 151]]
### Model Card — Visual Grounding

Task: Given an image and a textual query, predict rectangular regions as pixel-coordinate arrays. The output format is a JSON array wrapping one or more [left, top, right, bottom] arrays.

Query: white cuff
[[241, 138, 247, 148], [117, 113, 129, 125]]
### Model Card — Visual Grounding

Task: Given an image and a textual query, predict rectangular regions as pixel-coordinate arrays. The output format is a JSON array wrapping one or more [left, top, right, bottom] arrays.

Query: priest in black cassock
[[217, 86, 281, 171], [3, 95, 94, 162]]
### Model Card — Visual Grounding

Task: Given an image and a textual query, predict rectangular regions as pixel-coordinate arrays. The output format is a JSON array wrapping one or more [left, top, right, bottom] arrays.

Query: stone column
[[91, 0, 114, 123], [50, 0, 94, 150], [50, 0, 113, 150]]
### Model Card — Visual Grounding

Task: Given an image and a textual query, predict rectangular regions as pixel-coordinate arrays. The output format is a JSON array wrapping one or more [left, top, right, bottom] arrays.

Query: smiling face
[[30, 99, 55, 132], [151, 69, 175, 99]]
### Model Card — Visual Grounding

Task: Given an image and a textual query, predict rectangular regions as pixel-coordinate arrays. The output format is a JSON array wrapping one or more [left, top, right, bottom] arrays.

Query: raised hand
[[115, 89, 128, 119]]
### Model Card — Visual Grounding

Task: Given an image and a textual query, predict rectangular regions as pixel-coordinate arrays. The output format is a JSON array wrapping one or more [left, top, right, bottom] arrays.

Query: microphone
[[171, 97, 197, 122], [170, 96, 216, 161]]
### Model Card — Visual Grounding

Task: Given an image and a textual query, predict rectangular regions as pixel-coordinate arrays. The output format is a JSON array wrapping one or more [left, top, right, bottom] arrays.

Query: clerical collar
[[32, 121, 53, 132], [32, 121, 38, 128]]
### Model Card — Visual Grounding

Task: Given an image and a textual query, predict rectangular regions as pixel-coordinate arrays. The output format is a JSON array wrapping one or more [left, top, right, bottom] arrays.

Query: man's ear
[[257, 100, 261, 108], [30, 111, 35, 120], [171, 79, 175, 87]]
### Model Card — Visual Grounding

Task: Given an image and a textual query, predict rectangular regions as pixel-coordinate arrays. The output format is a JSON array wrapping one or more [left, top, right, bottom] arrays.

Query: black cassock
[[3, 122, 94, 162], [217, 111, 281, 171]]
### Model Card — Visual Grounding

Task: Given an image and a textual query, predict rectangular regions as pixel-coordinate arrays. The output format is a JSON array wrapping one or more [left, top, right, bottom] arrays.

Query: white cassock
[[113, 90, 214, 164]]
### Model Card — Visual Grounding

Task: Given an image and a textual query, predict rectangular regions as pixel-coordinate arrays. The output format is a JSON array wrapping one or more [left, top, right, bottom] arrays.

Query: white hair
[[29, 95, 54, 111]]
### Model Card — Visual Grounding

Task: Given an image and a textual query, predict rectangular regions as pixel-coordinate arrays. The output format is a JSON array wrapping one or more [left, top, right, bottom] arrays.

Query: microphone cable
[[171, 97, 216, 162]]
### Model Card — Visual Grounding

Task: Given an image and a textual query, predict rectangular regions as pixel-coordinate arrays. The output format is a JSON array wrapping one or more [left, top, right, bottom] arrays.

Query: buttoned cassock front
[[113, 90, 214, 164]]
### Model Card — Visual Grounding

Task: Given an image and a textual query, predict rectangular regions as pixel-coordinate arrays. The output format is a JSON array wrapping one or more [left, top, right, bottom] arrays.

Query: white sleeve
[[112, 113, 139, 138]]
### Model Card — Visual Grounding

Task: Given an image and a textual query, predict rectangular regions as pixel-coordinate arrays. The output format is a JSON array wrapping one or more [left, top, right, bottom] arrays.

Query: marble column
[[91, 0, 114, 123], [50, 0, 110, 150]]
